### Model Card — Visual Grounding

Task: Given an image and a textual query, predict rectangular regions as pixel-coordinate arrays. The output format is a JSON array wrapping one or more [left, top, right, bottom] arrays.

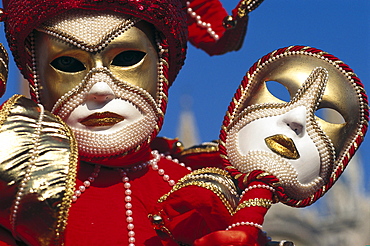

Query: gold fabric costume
[[0, 95, 78, 246]]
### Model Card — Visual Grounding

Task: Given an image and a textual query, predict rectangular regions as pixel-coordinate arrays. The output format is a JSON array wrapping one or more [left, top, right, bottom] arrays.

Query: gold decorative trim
[[158, 168, 237, 215], [148, 213, 176, 242], [185, 167, 230, 177], [0, 94, 22, 126], [180, 142, 219, 156], [234, 198, 272, 214], [158, 180, 235, 215], [54, 115, 79, 245]]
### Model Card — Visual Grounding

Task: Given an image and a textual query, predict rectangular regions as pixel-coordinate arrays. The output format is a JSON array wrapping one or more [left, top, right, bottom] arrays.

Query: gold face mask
[[220, 46, 368, 206], [242, 53, 361, 159], [35, 18, 158, 110], [33, 10, 164, 163]]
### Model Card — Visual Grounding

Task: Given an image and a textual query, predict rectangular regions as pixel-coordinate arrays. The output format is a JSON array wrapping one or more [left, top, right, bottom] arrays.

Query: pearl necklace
[[72, 165, 101, 202], [186, 1, 219, 41], [72, 150, 190, 246]]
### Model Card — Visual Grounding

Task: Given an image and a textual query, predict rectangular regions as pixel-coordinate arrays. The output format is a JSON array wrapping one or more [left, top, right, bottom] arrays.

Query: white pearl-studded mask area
[[237, 106, 321, 184], [39, 9, 139, 52], [54, 68, 158, 158], [226, 68, 335, 200]]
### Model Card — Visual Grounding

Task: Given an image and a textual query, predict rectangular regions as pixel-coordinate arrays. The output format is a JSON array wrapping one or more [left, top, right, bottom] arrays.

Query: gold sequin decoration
[[234, 198, 272, 215], [158, 168, 238, 215]]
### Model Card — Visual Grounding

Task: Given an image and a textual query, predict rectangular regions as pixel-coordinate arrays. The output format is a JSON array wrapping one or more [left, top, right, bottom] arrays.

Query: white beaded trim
[[38, 10, 138, 52], [118, 169, 136, 246], [240, 184, 275, 200], [29, 33, 40, 102], [155, 32, 169, 112], [10, 104, 45, 235], [40, 19, 137, 52], [154, 150, 192, 186], [186, 1, 219, 41], [160, 152, 192, 171], [72, 165, 101, 202], [149, 150, 175, 186], [226, 221, 263, 231]]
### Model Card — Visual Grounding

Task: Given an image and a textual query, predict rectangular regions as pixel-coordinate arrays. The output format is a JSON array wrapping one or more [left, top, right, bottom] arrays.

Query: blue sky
[[1, 1, 369, 189]]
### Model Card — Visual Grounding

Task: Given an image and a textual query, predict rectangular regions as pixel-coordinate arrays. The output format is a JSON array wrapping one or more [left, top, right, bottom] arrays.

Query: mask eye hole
[[112, 50, 146, 67], [50, 56, 86, 73], [315, 108, 345, 124], [265, 81, 291, 102]]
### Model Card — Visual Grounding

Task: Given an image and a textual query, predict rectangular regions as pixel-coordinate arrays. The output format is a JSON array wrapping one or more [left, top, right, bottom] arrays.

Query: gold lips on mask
[[79, 112, 125, 127], [264, 134, 300, 159]]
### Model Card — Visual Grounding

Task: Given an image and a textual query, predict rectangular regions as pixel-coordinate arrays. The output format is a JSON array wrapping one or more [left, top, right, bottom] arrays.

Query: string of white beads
[[72, 165, 101, 202], [226, 221, 263, 231], [30, 34, 40, 102], [118, 169, 136, 246], [186, 1, 219, 41], [240, 184, 275, 200], [155, 31, 168, 111], [150, 150, 192, 186]]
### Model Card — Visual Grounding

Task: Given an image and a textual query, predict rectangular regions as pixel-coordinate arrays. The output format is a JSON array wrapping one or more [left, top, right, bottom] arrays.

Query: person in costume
[[151, 46, 368, 245], [0, 0, 266, 245]]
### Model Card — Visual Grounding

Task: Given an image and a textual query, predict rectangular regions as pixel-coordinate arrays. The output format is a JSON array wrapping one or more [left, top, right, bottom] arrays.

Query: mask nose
[[87, 82, 115, 104], [280, 106, 306, 136]]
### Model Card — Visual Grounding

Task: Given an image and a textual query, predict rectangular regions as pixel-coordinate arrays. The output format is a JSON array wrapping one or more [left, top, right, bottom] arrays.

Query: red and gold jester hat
[[219, 45, 369, 207]]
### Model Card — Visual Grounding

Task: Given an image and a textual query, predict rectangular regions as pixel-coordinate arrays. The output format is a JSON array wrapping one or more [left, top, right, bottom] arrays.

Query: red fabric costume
[[65, 150, 190, 245]]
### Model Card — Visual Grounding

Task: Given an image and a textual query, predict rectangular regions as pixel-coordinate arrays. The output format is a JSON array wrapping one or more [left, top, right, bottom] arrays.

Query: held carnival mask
[[220, 46, 368, 206]]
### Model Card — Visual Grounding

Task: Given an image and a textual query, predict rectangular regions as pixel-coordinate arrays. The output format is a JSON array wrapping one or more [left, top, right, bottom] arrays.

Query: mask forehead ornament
[[37, 9, 140, 53], [220, 46, 369, 206]]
